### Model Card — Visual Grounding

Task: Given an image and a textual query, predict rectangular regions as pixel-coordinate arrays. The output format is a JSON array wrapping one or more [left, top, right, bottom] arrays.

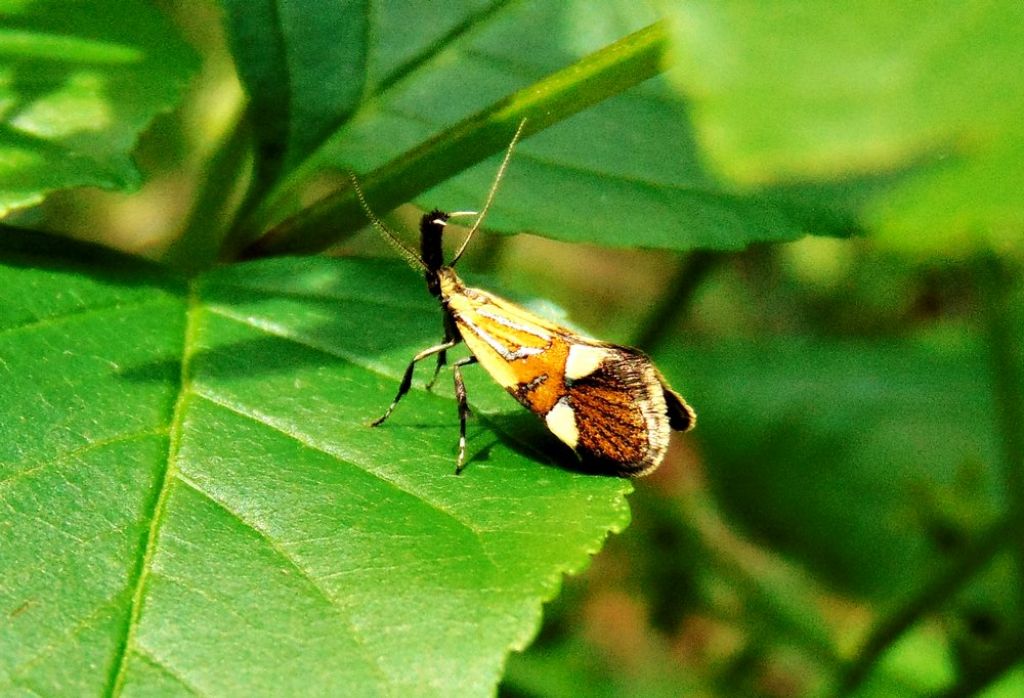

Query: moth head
[[419, 209, 450, 278], [420, 210, 478, 296], [348, 118, 527, 293]]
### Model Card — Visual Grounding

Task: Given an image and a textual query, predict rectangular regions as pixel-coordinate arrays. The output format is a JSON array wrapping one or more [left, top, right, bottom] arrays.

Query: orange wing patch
[[442, 270, 571, 414]]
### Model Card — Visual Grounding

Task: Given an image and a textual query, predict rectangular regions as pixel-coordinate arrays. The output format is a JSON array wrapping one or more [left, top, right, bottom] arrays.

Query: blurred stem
[[682, 493, 842, 670], [632, 250, 723, 352], [162, 107, 252, 274], [840, 255, 1024, 695], [935, 627, 1024, 697], [839, 514, 1016, 695], [234, 20, 670, 259], [979, 254, 1024, 588]]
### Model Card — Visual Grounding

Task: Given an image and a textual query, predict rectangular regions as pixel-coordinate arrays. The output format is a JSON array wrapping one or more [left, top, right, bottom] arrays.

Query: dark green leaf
[[0, 0, 198, 215], [218, 0, 368, 177], [656, 338, 1002, 597], [0, 234, 630, 695], [253, 2, 845, 256]]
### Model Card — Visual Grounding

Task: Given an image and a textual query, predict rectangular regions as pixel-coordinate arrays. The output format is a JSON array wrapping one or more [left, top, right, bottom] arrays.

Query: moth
[[352, 120, 695, 476]]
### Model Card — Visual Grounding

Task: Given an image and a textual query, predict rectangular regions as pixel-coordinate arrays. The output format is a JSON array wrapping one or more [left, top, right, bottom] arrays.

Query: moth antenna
[[449, 118, 527, 266], [348, 172, 426, 271]]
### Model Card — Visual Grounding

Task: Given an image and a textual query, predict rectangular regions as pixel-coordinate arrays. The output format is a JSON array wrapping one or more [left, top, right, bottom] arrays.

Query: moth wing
[[566, 346, 673, 476], [446, 283, 569, 394], [442, 272, 696, 476], [656, 370, 696, 432]]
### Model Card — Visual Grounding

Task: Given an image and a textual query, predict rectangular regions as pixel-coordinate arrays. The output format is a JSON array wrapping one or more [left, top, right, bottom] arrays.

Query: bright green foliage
[[267, 2, 845, 253], [664, 1, 1024, 251], [0, 0, 198, 215], [0, 234, 632, 695]]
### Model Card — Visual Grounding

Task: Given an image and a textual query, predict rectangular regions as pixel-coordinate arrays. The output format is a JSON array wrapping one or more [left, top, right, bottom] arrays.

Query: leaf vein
[[191, 387, 500, 574], [131, 646, 205, 698], [0, 428, 169, 492], [204, 304, 412, 381], [371, 0, 517, 95], [173, 473, 391, 689], [0, 592, 128, 690], [106, 282, 201, 697]]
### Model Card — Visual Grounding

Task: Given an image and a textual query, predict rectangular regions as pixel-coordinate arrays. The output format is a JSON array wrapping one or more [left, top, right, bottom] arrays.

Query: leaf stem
[[839, 514, 1016, 695], [226, 0, 518, 252], [682, 494, 843, 670], [162, 107, 252, 274], [632, 250, 723, 352], [237, 20, 670, 259], [840, 255, 1024, 694], [934, 627, 1024, 697], [979, 254, 1024, 590]]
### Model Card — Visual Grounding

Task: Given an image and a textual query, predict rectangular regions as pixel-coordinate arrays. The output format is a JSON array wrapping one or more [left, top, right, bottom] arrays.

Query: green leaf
[[655, 338, 1002, 598], [662, 1, 1024, 251], [854, 624, 955, 696], [246, 3, 847, 257], [0, 0, 199, 216], [982, 666, 1024, 698], [218, 0, 368, 179], [0, 234, 631, 696]]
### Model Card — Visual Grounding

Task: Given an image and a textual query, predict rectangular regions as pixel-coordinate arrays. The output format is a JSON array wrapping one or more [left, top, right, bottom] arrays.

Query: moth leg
[[371, 339, 457, 427], [427, 318, 458, 391], [425, 349, 447, 391], [452, 355, 478, 475]]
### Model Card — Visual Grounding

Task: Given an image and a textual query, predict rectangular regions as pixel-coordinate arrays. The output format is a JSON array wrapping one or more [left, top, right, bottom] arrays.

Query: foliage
[[0, 0, 197, 215], [1, 1, 1023, 696]]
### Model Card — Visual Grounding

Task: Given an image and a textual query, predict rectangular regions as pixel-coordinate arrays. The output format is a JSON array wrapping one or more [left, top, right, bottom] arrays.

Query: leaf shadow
[[0, 227, 185, 295], [477, 410, 625, 478]]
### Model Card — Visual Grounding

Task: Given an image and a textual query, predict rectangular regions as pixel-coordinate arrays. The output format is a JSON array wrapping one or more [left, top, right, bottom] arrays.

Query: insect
[[351, 120, 695, 476]]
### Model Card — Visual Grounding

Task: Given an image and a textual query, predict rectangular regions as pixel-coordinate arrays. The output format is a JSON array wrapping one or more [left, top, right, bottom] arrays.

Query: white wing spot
[[565, 345, 609, 381], [545, 398, 579, 449]]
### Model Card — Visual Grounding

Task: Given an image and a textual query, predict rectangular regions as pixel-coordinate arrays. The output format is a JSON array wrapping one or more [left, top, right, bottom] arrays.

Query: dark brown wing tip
[[617, 346, 696, 433], [663, 386, 696, 432], [574, 449, 655, 478]]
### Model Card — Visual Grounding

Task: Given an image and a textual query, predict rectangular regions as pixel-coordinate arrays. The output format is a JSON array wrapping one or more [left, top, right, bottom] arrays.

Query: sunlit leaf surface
[[0, 235, 631, 696]]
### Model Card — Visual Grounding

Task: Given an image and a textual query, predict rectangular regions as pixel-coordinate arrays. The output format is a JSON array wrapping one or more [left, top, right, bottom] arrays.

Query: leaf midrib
[[105, 281, 201, 697], [101, 276, 498, 695]]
